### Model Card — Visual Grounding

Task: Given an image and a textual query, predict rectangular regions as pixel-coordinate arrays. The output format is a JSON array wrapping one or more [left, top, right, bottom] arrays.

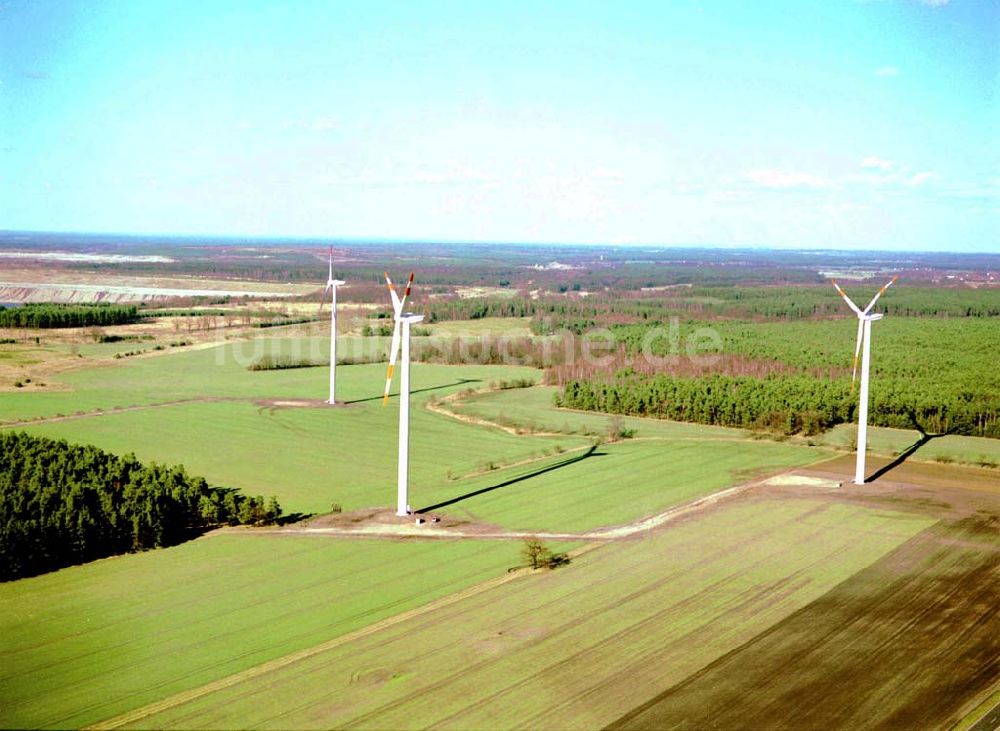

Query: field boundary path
[[82, 544, 603, 731], [222, 466, 832, 544]]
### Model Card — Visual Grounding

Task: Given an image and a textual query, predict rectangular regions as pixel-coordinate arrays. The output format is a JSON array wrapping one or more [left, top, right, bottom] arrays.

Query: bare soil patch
[[253, 398, 357, 410], [813, 452, 1000, 491], [301, 507, 492, 533]]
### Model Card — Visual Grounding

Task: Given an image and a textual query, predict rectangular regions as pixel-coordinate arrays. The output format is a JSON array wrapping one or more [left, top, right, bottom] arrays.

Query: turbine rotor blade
[[851, 318, 864, 394], [328, 246, 333, 282], [830, 279, 863, 316], [382, 273, 415, 404], [862, 275, 899, 314], [398, 272, 415, 314], [385, 272, 401, 312], [382, 320, 402, 405]]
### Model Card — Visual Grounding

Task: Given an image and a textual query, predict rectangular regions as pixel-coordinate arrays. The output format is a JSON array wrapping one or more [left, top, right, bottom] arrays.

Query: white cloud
[[907, 171, 936, 186], [313, 166, 499, 187], [310, 117, 338, 132], [745, 169, 827, 189], [875, 66, 900, 77], [861, 156, 896, 171], [588, 168, 626, 184], [916, 0, 949, 7]]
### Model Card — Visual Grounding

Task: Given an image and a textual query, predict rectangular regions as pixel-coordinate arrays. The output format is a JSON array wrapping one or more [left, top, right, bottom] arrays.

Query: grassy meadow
[[420, 438, 820, 532], [449, 384, 748, 439], [2, 335, 827, 525], [5, 347, 589, 517], [0, 536, 532, 730], [126, 499, 934, 730]]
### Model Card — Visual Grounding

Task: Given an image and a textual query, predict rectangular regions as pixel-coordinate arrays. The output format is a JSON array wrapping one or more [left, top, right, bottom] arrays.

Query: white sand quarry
[[0, 281, 304, 303]]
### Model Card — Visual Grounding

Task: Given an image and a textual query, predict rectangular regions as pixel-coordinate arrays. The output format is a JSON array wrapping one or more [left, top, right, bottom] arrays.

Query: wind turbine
[[383, 272, 422, 516], [831, 275, 898, 485], [324, 247, 345, 405]]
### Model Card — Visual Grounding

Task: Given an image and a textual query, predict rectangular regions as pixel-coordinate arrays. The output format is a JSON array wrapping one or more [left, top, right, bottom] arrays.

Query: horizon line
[[0, 228, 997, 256]]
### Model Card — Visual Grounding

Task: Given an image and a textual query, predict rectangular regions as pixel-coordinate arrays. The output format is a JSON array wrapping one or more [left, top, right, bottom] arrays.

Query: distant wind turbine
[[831, 276, 898, 485], [324, 247, 345, 404], [383, 272, 422, 516]]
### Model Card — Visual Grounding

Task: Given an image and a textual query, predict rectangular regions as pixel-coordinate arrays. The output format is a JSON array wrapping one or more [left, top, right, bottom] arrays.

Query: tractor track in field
[[0, 395, 344, 428], [82, 543, 605, 731], [0, 396, 250, 427]]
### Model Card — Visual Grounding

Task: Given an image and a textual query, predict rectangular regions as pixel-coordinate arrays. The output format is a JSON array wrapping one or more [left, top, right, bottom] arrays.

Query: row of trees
[[556, 372, 1000, 438], [0, 303, 139, 328], [557, 374, 853, 435], [421, 297, 538, 323], [0, 432, 281, 581]]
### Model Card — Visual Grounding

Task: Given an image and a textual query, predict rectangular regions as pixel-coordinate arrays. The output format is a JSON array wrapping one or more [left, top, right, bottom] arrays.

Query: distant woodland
[[0, 432, 281, 581], [0, 303, 139, 328], [552, 315, 1000, 439]]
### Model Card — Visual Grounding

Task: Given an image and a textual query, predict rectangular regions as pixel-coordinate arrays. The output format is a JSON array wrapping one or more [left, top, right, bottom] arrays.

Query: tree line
[[0, 432, 281, 581], [556, 374, 853, 436], [685, 285, 1000, 319], [0, 303, 139, 328], [556, 368, 1000, 439]]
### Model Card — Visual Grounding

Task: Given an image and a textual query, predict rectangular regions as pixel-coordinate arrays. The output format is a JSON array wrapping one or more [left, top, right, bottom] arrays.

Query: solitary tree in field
[[522, 537, 553, 569]]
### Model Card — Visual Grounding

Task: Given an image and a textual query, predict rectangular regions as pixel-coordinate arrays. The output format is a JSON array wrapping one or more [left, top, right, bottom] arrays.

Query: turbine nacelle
[[325, 279, 346, 291], [396, 313, 424, 325]]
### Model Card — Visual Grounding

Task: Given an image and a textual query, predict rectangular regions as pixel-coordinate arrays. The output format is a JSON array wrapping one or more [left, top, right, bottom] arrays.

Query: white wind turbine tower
[[831, 275, 898, 485], [382, 272, 422, 516], [324, 247, 345, 405]]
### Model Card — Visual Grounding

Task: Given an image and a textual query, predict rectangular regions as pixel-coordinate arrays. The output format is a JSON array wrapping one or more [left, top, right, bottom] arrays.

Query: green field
[[2, 339, 579, 515], [0, 337, 386, 423], [4, 339, 826, 526], [125, 498, 934, 730], [12, 384, 820, 529], [454, 385, 1000, 469], [419, 438, 819, 532], [5, 332, 992, 730], [817, 422, 1000, 467], [449, 384, 747, 439], [0, 536, 533, 730], [14, 395, 581, 518]]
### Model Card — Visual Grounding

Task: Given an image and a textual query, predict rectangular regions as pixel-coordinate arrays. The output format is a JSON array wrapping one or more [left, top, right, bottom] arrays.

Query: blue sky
[[1, 0, 996, 250]]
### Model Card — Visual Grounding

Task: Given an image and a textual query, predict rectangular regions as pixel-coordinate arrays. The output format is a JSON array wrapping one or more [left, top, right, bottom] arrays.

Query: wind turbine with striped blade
[[383, 272, 422, 516], [324, 247, 346, 404], [831, 275, 898, 485]]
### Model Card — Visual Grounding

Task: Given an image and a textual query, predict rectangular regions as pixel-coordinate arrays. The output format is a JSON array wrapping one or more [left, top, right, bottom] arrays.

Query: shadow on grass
[[343, 378, 481, 405], [417, 445, 603, 514], [866, 415, 955, 483], [275, 512, 314, 526]]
